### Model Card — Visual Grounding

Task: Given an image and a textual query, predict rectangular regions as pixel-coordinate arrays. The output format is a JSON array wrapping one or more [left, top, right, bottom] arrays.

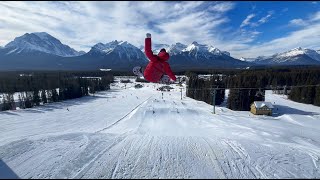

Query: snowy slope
[[4, 32, 83, 57], [0, 77, 320, 178]]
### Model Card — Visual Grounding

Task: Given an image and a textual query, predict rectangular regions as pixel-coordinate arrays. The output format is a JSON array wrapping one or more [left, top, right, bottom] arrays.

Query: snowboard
[[133, 66, 170, 84]]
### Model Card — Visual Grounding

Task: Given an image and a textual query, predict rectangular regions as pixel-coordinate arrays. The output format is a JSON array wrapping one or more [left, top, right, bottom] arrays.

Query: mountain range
[[0, 32, 319, 71], [240, 47, 320, 65]]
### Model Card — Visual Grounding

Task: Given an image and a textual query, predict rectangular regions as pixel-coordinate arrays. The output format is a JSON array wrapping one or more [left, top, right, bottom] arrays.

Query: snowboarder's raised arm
[[145, 33, 158, 62]]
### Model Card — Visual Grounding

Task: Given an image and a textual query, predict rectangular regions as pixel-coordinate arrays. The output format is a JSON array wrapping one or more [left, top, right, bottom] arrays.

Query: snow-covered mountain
[[152, 43, 170, 54], [79, 51, 86, 56], [88, 40, 147, 61], [164, 41, 248, 70], [139, 43, 171, 54], [181, 41, 232, 58], [84, 40, 148, 70], [167, 43, 188, 55], [0, 35, 249, 71], [86, 40, 246, 70], [240, 56, 268, 62], [2, 31, 320, 71], [276, 47, 320, 62], [248, 47, 320, 65], [131, 41, 247, 70], [140, 42, 231, 57], [4, 32, 83, 57], [240, 57, 255, 62]]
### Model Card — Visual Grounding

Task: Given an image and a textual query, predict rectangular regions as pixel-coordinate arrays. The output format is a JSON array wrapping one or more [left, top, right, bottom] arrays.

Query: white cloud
[[257, 13, 272, 24], [241, 11, 273, 28], [0, 1, 235, 52], [289, 19, 308, 26], [311, 11, 320, 21], [240, 14, 255, 28], [0, 1, 319, 60], [288, 11, 320, 27], [213, 11, 320, 58], [229, 22, 320, 58], [208, 2, 235, 12]]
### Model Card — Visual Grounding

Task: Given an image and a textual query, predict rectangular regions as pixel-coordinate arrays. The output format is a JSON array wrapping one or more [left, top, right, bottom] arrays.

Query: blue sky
[[0, 1, 319, 58]]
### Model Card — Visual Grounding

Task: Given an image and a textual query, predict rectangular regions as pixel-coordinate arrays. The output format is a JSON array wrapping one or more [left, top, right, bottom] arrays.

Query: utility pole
[[212, 88, 216, 114], [284, 85, 287, 95]]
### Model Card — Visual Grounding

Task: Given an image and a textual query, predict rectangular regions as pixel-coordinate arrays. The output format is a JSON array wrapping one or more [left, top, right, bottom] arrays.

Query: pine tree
[[89, 85, 95, 95], [41, 90, 47, 104], [18, 94, 25, 109], [84, 86, 89, 96], [58, 88, 65, 101], [25, 92, 33, 108], [51, 89, 58, 102], [1, 94, 9, 111], [314, 86, 320, 106], [300, 87, 308, 104], [33, 90, 41, 106], [227, 89, 238, 110], [8, 93, 16, 110], [289, 87, 301, 102], [64, 87, 70, 100], [306, 87, 315, 104], [47, 89, 53, 102], [1, 94, 15, 111]]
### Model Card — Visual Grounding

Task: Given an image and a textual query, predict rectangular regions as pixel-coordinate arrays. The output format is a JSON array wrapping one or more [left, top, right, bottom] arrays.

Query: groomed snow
[[0, 77, 320, 178]]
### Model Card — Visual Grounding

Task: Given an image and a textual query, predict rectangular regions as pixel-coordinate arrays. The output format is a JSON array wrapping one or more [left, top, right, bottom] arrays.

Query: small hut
[[250, 101, 274, 116]]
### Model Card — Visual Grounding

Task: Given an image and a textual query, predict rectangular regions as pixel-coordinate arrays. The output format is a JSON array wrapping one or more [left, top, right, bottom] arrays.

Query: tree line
[[0, 71, 113, 111], [289, 86, 320, 106], [185, 67, 320, 110], [186, 73, 225, 106]]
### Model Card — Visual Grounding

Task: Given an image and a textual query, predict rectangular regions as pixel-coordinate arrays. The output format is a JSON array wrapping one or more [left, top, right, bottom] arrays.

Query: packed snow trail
[[0, 77, 320, 178]]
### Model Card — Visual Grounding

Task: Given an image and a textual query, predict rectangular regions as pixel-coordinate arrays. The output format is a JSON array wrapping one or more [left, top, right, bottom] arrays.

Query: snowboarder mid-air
[[133, 33, 176, 84]]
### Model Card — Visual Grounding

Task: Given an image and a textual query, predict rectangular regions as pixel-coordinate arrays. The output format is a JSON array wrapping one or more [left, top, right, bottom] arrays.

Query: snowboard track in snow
[[94, 96, 153, 133]]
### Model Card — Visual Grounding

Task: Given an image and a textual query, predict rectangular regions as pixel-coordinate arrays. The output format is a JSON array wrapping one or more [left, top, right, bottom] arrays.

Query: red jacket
[[143, 38, 176, 83]]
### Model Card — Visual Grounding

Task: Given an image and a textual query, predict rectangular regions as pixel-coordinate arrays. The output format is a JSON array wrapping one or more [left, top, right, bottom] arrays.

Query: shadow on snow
[[0, 159, 19, 179], [272, 104, 319, 117]]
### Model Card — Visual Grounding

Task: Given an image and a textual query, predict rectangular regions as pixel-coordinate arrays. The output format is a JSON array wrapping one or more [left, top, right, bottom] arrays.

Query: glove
[[146, 33, 151, 38], [169, 79, 176, 84]]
